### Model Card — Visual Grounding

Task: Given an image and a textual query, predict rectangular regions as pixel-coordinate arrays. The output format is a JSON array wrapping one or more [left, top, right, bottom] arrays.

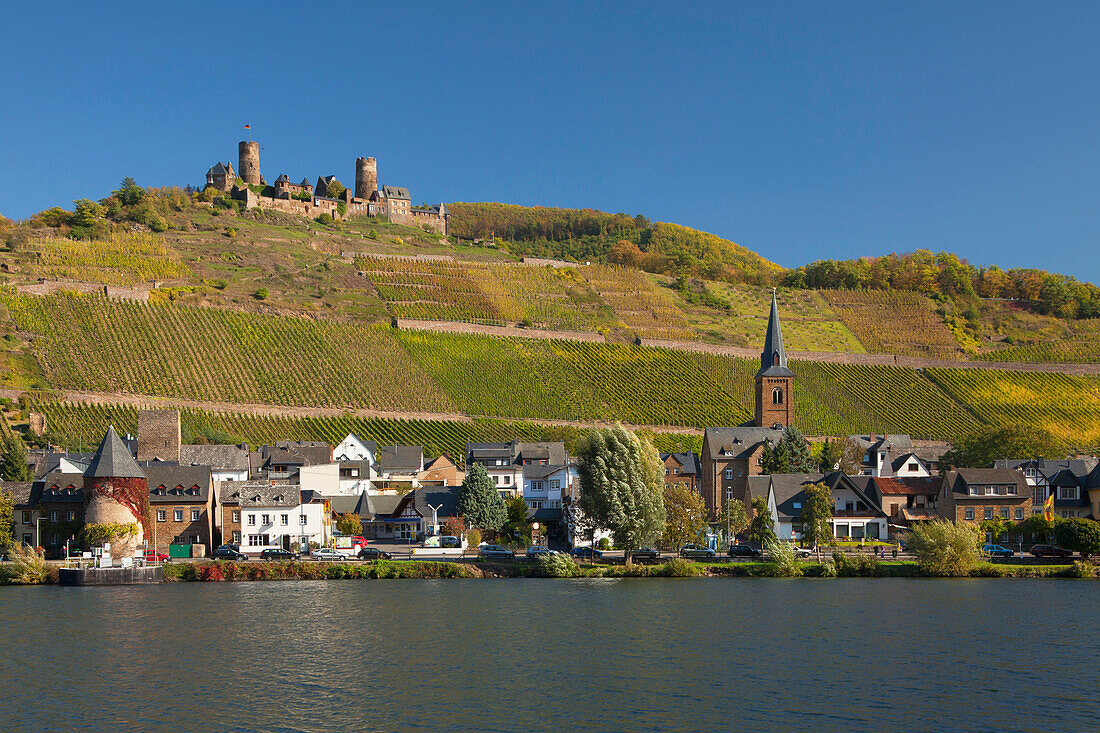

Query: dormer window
[[773, 352, 780, 367]]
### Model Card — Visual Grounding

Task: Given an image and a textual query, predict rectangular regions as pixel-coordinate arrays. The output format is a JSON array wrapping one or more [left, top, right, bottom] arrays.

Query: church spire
[[758, 290, 793, 377]]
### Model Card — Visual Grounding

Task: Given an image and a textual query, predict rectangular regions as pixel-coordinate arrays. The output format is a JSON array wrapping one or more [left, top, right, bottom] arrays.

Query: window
[[665, 468, 670, 475], [531, 481, 544, 491], [232, 511, 240, 522], [724, 469, 733, 480], [67, 511, 76, 521], [49, 510, 59, 523], [22, 533, 31, 545], [232, 531, 241, 543], [191, 510, 200, 522], [174, 510, 183, 522], [673, 468, 680, 475], [261, 514, 270, 525], [21, 511, 30, 524], [969, 486, 980, 496], [157, 510, 167, 522], [984, 508, 993, 520], [300, 515, 308, 525], [1033, 487, 1046, 505], [1015, 508, 1024, 520], [994, 485, 1008, 496], [908, 463, 919, 472], [965, 508, 974, 520], [550, 480, 560, 490], [247, 515, 256, 526], [530, 501, 543, 510], [772, 387, 783, 405], [503, 475, 510, 485], [792, 502, 802, 509], [1000, 507, 1009, 519], [1058, 487, 1078, 500], [985, 487, 994, 496], [191, 534, 201, 545], [280, 514, 289, 526], [247, 534, 269, 547]]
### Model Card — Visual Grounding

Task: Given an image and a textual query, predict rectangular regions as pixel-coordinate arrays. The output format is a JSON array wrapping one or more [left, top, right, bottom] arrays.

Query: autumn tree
[[715, 497, 748, 543], [577, 424, 665, 559], [661, 484, 707, 550], [335, 513, 362, 536]]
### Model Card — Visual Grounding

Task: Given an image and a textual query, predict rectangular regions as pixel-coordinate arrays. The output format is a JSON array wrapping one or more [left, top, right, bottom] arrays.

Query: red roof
[[873, 477, 937, 496]]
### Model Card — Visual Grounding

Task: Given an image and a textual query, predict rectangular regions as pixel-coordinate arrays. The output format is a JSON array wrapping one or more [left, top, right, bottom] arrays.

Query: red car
[[143, 551, 170, 562]]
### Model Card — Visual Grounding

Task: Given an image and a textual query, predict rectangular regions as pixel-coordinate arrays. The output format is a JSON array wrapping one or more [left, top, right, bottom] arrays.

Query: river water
[[1, 578, 1096, 732]]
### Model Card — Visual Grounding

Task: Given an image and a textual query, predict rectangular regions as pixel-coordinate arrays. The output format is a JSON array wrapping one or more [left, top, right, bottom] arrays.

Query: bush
[[1068, 560, 1097, 579], [254, 287, 269, 301], [665, 557, 702, 577], [597, 537, 610, 551], [3, 544, 51, 584], [1053, 518, 1100, 558], [909, 519, 981, 577], [804, 560, 837, 577], [834, 552, 880, 577], [537, 553, 579, 578], [766, 538, 802, 577], [225, 227, 237, 239], [466, 528, 482, 547]]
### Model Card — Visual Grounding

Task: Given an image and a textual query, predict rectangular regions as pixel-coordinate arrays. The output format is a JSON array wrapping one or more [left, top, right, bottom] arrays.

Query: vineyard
[[980, 321, 1100, 364], [27, 400, 703, 461], [27, 232, 189, 286], [923, 368, 1100, 445], [823, 290, 961, 359], [4, 292, 1100, 445]]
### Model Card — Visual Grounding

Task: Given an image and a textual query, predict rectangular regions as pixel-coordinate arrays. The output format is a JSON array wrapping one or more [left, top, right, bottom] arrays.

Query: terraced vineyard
[[5, 292, 1100, 445], [2, 292, 456, 412], [355, 256, 504, 325], [823, 290, 961, 359], [28, 400, 703, 460], [924, 368, 1100, 445], [981, 321, 1100, 364], [581, 265, 693, 339], [28, 232, 189, 286]]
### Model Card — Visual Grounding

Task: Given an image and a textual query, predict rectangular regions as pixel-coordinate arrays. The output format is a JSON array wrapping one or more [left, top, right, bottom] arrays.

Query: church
[[700, 292, 794, 513]]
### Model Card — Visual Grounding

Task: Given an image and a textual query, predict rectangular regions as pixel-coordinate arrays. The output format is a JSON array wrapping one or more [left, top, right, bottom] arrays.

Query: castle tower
[[137, 408, 181, 461], [238, 141, 261, 185], [355, 156, 377, 200], [754, 291, 794, 428], [83, 426, 149, 557]]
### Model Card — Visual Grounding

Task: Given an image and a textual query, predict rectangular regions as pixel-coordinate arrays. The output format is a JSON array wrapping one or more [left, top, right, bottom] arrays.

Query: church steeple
[[758, 290, 793, 378], [754, 290, 795, 428]]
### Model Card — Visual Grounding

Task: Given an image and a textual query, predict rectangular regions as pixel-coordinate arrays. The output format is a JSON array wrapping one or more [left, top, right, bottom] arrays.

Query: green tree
[[939, 425, 1064, 470], [818, 436, 862, 474], [335, 512, 362, 536], [762, 426, 816, 474], [1053, 518, 1100, 558], [908, 519, 982, 576], [1016, 514, 1053, 543], [577, 424, 665, 558], [747, 495, 777, 545], [324, 179, 347, 200], [457, 464, 506, 533], [0, 434, 32, 481], [113, 176, 146, 207], [500, 495, 531, 546], [0, 488, 13, 549], [979, 516, 1013, 544], [661, 484, 707, 550], [715, 497, 748, 543], [798, 482, 833, 553]]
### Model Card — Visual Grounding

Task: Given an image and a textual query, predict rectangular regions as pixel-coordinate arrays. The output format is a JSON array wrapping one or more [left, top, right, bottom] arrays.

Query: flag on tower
[[244, 124, 251, 129]]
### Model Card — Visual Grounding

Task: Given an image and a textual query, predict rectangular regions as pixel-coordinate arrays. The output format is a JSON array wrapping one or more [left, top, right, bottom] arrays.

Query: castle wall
[[137, 409, 181, 461]]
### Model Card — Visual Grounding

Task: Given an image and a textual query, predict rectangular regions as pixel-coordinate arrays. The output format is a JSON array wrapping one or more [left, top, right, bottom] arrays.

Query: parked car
[[525, 545, 556, 559], [793, 546, 813, 558], [439, 536, 462, 549], [211, 546, 248, 561], [629, 547, 660, 561], [260, 548, 300, 561], [570, 545, 603, 561], [727, 543, 763, 558], [1029, 544, 1072, 558], [357, 547, 394, 561], [142, 551, 170, 562], [479, 544, 515, 561], [982, 544, 1014, 558], [311, 548, 344, 561], [679, 544, 716, 560]]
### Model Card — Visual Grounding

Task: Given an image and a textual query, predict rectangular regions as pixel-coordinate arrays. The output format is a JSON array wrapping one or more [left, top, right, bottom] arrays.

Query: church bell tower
[[755, 291, 794, 428]]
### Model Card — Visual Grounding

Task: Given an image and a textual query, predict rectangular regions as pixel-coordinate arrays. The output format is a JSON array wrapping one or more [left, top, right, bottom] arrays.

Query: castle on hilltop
[[204, 141, 448, 234]]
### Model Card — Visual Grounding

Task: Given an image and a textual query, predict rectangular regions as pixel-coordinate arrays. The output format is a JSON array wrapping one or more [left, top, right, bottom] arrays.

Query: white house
[[238, 485, 329, 554], [333, 434, 376, 463], [522, 464, 572, 511], [767, 472, 889, 542]]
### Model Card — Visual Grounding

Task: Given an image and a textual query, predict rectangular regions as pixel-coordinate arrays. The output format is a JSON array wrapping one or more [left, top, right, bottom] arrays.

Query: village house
[[417, 454, 464, 487], [251, 441, 333, 483], [144, 463, 215, 556], [764, 472, 890, 542], [864, 476, 940, 538], [179, 444, 250, 483], [237, 483, 329, 554], [847, 434, 936, 478], [375, 445, 425, 493], [993, 458, 1097, 519], [939, 468, 1031, 528], [660, 452, 702, 492], [4, 481, 36, 548]]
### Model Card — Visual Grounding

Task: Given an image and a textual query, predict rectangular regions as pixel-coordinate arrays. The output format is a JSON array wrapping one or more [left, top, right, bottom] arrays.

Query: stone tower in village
[[355, 156, 378, 199], [83, 426, 149, 557], [238, 140, 261, 185], [754, 291, 794, 428]]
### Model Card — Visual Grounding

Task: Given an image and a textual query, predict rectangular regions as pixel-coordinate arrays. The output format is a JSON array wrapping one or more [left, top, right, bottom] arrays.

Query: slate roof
[[526, 507, 564, 523], [258, 442, 332, 469], [366, 494, 404, 516], [382, 185, 411, 200], [704, 426, 785, 460], [378, 445, 423, 473], [942, 468, 1028, 496], [85, 427, 145, 479], [758, 292, 793, 378], [143, 463, 213, 503], [770, 471, 887, 520], [1, 481, 34, 505], [35, 471, 86, 503], [746, 475, 772, 502], [274, 173, 289, 183], [849, 434, 914, 453], [207, 162, 230, 176], [661, 452, 701, 476], [890, 453, 928, 473], [516, 441, 567, 465], [180, 444, 250, 471], [523, 464, 569, 480], [412, 484, 462, 519], [993, 458, 1097, 480], [28, 451, 94, 479], [238, 484, 301, 508], [300, 177, 312, 187]]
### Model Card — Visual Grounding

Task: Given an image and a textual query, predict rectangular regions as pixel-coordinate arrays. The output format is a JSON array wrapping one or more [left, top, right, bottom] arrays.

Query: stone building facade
[[137, 409, 181, 462]]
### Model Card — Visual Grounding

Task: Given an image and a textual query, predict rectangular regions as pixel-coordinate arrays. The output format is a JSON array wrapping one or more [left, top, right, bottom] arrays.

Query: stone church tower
[[754, 291, 794, 428]]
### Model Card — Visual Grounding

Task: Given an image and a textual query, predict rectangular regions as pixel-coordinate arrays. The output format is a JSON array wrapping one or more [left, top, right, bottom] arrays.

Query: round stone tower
[[355, 157, 377, 200], [239, 141, 261, 185], [83, 426, 149, 558]]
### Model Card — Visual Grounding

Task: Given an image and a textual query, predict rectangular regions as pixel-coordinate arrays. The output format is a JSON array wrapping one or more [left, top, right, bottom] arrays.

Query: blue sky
[[2, 2, 1098, 281]]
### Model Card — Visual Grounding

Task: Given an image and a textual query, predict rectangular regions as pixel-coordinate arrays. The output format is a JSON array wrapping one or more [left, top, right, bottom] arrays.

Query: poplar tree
[[748, 495, 777, 545], [577, 425, 665, 556], [798, 483, 833, 553], [0, 434, 31, 482]]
